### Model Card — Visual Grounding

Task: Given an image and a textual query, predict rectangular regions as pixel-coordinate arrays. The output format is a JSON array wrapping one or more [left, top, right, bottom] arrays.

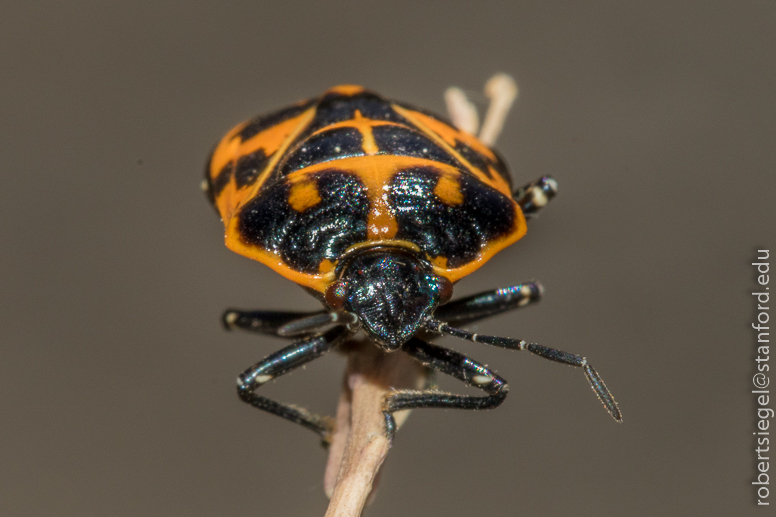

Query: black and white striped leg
[[513, 176, 558, 218], [222, 308, 345, 338], [237, 326, 351, 444], [426, 319, 622, 422], [435, 281, 543, 326], [382, 338, 509, 440]]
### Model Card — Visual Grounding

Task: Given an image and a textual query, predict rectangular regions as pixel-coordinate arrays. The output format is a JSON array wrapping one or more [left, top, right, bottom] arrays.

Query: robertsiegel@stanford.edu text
[[753, 249, 771, 506]]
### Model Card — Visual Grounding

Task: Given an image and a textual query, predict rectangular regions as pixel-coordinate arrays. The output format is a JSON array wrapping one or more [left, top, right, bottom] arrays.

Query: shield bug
[[204, 75, 621, 443]]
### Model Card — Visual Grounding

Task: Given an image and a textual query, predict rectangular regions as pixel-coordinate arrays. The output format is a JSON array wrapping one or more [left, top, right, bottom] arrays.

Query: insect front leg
[[426, 319, 622, 422], [382, 338, 509, 440], [237, 326, 350, 444], [435, 281, 543, 326]]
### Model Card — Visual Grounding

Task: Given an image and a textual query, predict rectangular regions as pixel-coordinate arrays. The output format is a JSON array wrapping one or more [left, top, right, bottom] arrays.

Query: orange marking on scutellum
[[355, 155, 398, 239], [288, 180, 322, 212], [392, 105, 512, 197], [367, 201, 398, 239], [434, 174, 464, 205], [286, 153, 398, 239]]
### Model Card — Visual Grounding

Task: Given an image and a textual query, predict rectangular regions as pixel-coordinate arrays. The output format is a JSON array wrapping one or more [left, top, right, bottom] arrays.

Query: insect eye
[[437, 277, 453, 304], [325, 280, 348, 310]]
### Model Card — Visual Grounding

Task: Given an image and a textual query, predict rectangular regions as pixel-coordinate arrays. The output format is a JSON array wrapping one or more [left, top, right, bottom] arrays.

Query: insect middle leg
[[513, 176, 558, 218], [237, 326, 350, 444], [383, 338, 509, 440], [435, 281, 543, 326]]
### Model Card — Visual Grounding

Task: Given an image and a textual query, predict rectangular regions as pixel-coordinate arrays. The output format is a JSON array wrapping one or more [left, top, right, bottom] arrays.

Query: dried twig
[[444, 86, 480, 135], [479, 73, 518, 147], [324, 341, 426, 517]]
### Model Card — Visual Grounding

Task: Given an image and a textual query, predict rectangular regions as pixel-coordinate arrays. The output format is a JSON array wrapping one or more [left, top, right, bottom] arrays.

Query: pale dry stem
[[443, 74, 517, 146], [444, 86, 480, 135], [323, 341, 426, 517], [479, 73, 518, 147]]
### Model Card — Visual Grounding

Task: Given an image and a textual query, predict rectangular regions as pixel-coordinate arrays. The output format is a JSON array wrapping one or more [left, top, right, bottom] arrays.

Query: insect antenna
[[424, 318, 622, 422]]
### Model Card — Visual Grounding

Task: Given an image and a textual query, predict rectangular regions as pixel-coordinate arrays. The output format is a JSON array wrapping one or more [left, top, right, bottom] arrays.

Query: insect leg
[[382, 338, 509, 440], [426, 319, 622, 422], [513, 176, 558, 218], [435, 281, 543, 326], [222, 308, 329, 337], [237, 326, 350, 443]]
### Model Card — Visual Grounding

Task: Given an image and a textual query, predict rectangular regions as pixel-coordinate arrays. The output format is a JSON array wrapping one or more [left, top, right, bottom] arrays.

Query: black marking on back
[[238, 98, 316, 142], [309, 91, 408, 132], [210, 163, 233, 199], [235, 149, 273, 189], [372, 125, 462, 169], [238, 169, 369, 273], [389, 166, 516, 268], [279, 127, 364, 176], [453, 139, 495, 181], [395, 101, 513, 187], [488, 149, 512, 189], [453, 140, 513, 188]]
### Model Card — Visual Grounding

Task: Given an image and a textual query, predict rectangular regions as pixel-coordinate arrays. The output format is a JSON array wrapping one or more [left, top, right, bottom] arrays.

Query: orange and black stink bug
[[204, 75, 621, 441]]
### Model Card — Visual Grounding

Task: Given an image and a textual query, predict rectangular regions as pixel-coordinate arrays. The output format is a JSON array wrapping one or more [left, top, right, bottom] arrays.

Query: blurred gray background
[[2, 1, 774, 515]]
